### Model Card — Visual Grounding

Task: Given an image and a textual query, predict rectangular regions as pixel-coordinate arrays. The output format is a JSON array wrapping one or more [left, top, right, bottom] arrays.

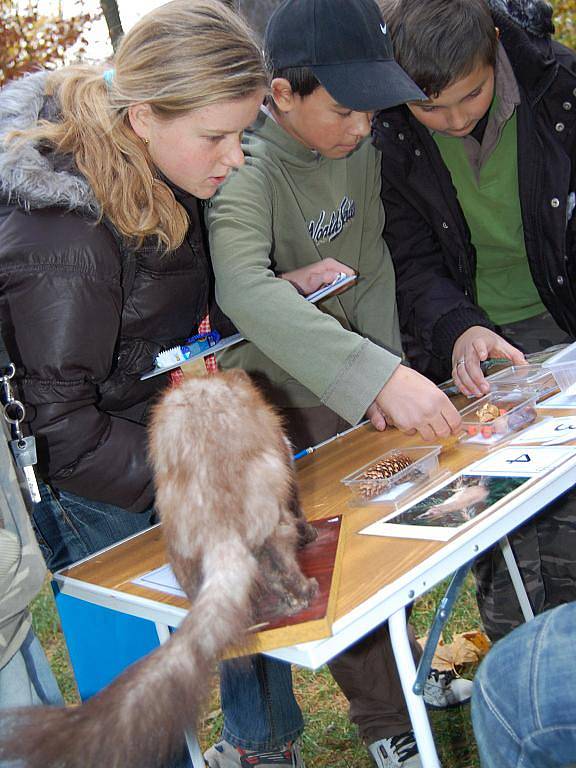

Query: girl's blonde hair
[[14, 0, 267, 250]]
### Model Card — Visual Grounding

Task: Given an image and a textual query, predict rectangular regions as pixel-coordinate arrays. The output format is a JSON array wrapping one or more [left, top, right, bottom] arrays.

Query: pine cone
[[358, 453, 413, 499]]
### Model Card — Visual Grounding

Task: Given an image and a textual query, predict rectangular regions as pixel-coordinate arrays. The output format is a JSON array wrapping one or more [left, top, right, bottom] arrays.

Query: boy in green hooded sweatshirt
[[206, 1, 470, 767]]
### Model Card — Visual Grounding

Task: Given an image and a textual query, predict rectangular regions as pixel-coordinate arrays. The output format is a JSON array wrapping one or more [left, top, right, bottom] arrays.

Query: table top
[[55, 403, 576, 667]]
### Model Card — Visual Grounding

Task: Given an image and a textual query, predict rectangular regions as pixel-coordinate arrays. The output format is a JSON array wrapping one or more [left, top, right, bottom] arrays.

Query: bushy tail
[[0, 541, 257, 768]]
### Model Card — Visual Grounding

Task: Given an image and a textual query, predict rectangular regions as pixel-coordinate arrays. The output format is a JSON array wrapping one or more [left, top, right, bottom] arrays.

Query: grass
[[31, 573, 483, 767]]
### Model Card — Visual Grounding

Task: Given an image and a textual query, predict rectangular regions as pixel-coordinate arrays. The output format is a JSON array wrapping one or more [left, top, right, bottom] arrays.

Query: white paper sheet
[[132, 563, 185, 598], [509, 416, 576, 445], [464, 445, 576, 476], [538, 391, 576, 409]]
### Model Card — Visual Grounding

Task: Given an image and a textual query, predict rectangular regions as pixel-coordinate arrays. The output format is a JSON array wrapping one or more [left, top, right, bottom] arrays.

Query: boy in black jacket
[[372, 0, 576, 640]]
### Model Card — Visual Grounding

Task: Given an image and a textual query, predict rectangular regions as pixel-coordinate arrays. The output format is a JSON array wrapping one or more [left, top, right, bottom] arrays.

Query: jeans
[[31, 483, 303, 750], [472, 602, 576, 768], [31, 483, 155, 574], [0, 629, 65, 768], [0, 628, 63, 709], [220, 657, 303, 749]]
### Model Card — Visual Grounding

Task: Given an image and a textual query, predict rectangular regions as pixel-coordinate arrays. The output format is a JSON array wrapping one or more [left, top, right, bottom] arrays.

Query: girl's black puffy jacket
[[0, 72, 213, 512]]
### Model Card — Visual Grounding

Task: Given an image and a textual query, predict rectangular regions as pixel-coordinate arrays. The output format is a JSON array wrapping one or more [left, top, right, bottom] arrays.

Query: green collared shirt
[[433, 44, 545, 325]]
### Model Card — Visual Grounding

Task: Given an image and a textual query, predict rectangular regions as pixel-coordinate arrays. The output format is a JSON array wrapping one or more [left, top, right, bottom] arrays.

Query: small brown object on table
[[358, 453, 413, 499], [476, 402, 501, 423]]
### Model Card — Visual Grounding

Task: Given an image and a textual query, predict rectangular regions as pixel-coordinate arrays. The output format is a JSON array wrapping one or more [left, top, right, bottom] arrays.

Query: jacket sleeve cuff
[[431, 308, 495, 362], [322, 340, 402, 425]]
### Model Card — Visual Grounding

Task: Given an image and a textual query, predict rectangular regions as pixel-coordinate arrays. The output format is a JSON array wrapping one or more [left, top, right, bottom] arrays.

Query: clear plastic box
[[525, 344, 570, 365], [543, 341, 576, 394], [487, 364, 557, 396], [459, 390, 538, 446], [341, 445, 442, 506]]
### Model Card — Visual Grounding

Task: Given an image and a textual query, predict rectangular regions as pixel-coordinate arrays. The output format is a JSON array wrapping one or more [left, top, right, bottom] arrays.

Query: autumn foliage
[[0, 1, 94, 85], [554, 0, 576, 49], [0, 0, 574, 88]]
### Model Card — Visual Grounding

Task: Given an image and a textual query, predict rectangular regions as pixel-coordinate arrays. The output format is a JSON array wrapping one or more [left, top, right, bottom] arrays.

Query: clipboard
[[140, 273, 357, 381]]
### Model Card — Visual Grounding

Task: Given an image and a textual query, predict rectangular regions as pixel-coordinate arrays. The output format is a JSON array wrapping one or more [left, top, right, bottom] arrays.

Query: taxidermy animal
[[0, 369, 318, 768]]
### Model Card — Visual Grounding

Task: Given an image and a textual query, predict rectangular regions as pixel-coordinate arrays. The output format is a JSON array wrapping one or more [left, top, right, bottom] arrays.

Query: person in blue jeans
[[0, 2, 381, 764], [472, 601, 576, 768], [0, 419, 63, 721], [0, 1, 278, 765]]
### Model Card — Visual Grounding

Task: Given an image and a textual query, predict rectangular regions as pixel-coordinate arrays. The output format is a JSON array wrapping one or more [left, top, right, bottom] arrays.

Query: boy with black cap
[[205, 1, 469, 767]]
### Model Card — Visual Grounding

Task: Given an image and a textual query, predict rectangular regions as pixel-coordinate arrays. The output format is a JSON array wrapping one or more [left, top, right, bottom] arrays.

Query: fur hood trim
[[0, 71, 99, 214], [487, 0, 554, 38]]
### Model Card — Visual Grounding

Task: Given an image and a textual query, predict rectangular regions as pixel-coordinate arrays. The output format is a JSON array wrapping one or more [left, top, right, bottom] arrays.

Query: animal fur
[[0, 71, 98, 214], [0, 370, 318, 768]]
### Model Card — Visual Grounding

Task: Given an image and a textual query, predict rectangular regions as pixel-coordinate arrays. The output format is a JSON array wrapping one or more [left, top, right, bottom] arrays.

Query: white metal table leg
[[155, 622, 206, 768], [498, 536, 535, 621], [388, 608, 441, 768], [183, 732, 206, 768]]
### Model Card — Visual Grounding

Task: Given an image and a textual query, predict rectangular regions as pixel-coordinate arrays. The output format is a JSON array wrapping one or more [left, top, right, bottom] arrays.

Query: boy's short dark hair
[[270, 66, 321, 98], [380, 0, 498, 98]]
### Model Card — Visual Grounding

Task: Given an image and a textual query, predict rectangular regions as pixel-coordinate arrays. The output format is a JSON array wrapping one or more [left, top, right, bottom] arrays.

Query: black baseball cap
[[264, 0, 426, 111]]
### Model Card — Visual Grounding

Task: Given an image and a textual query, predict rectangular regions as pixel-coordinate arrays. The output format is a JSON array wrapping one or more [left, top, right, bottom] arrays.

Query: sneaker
[[368, 731, 421, 767], [204, 738, 305, 767], [422, 669, 473, 709]]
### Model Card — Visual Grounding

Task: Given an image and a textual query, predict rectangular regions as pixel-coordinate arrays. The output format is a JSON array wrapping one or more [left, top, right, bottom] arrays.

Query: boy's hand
[[452, 327, 526, 398], [374, 365, 461, 441], [281, 258, 355, 296], [366, 402, 388, 431]]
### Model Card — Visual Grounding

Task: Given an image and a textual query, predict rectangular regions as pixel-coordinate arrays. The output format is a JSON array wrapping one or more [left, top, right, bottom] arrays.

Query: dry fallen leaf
[[417, 631, 491, 673], [461, 630, 492, 656]]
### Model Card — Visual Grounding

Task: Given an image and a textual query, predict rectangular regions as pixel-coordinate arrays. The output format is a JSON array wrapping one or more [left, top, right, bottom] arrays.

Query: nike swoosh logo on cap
[[380, 22, 387, 34]]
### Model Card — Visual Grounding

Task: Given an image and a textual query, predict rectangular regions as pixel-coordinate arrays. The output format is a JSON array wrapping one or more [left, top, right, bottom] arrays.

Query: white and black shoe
[[423, 669, 473, 709], [368, 731, 421, 767]]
